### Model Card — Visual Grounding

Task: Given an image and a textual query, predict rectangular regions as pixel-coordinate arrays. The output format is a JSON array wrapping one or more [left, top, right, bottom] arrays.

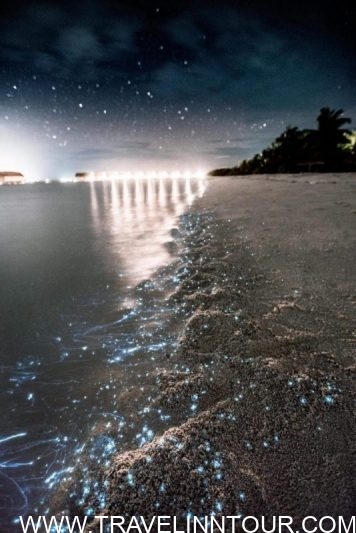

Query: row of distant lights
[[0, 170, 207, 185], [69, 169, 207, 182]]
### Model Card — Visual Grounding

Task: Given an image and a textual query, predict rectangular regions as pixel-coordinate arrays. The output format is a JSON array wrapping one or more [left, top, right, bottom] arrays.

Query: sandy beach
[[84, 173, 356, 531]]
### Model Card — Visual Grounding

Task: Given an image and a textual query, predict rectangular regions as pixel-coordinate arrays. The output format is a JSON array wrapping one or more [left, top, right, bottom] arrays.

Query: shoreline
[[84, 173, 355, 530]]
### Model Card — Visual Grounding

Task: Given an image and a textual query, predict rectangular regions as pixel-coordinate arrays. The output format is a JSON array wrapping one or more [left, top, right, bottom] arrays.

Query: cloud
[[56, 27, 102, 64], [72, 141, 153, 160], [0, 3, 141, 79], [146, 9, 284, 103], [168, 17, 206, 53], [147, 5, 354, 111], [73, 148, 123, 160], [203, 142, 259, 160], [0, 0, 354, 114]]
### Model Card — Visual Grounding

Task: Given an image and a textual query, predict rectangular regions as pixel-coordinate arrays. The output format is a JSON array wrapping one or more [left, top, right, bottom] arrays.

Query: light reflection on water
[[89, 177, 204, 284], [0, 176, 206, 529]]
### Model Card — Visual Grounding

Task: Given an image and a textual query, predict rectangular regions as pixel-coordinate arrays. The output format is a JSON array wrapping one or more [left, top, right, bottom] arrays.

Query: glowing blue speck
[[323, 395, 335, 405], [299, 396, 308, 406]]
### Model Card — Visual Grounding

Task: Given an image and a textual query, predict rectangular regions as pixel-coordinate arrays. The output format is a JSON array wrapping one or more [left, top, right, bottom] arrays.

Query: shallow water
[[0, 177, 206, 529]]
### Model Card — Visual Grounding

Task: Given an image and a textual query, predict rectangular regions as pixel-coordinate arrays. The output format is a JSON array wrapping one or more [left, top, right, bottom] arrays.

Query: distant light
[[170, 170, 181, 179]]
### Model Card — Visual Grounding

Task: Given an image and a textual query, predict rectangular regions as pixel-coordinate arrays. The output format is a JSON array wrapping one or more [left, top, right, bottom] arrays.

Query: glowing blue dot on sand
[[299, 395, 308, 406], [215, 501, 223, 512], [323, 395, 335, 405], [204, 441, 211, 452], [127, 472, 135, 486]]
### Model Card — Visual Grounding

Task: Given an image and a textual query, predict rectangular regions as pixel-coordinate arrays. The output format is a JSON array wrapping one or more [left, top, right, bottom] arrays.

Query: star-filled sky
[[0, 0, 355, 178]]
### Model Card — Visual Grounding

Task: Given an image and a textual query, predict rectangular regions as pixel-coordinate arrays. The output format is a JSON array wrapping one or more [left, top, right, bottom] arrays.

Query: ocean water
[[0, 177, 206, 529]]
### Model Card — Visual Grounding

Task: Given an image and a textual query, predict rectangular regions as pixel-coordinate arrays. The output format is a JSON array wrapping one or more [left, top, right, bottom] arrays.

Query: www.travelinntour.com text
[[18, 515, 356, 533]]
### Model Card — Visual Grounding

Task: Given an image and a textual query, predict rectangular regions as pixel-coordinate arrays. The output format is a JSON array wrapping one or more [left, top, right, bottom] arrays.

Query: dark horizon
[[0, 0, 355, 178]]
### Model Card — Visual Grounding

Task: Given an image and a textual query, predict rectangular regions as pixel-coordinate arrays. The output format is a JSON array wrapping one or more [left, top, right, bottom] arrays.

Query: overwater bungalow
[[0, 171, 25, 185], [75, 171, 92, 181]]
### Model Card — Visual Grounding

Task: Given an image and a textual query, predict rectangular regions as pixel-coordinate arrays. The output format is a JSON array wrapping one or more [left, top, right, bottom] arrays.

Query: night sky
[[0, 0, 355, 178]]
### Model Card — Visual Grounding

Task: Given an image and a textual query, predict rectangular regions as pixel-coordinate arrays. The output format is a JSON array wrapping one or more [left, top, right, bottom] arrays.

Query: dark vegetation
[[209, 108, 356, 175]]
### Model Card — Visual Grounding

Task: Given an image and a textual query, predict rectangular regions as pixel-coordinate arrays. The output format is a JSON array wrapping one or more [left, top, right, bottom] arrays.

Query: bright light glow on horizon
[[0, 132, 44, 181], [0, 125, 207, 186], [0, 123, 207, 183]]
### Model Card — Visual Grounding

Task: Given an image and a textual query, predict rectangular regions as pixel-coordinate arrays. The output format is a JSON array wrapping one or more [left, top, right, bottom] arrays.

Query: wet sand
[[87, 174, 356, 530]]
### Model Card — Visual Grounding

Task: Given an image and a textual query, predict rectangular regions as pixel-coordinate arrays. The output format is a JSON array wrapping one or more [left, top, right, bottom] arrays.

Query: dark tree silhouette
[[317, 107, 351, 170], [209, 107, 355, 176], [268, 126, 308, 172]]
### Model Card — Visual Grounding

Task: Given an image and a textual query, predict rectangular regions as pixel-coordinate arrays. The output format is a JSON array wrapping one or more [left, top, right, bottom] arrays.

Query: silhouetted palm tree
[[208, 107, 355, 176], [256, 126, 310, 173], [317, 107, 351, 169]]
